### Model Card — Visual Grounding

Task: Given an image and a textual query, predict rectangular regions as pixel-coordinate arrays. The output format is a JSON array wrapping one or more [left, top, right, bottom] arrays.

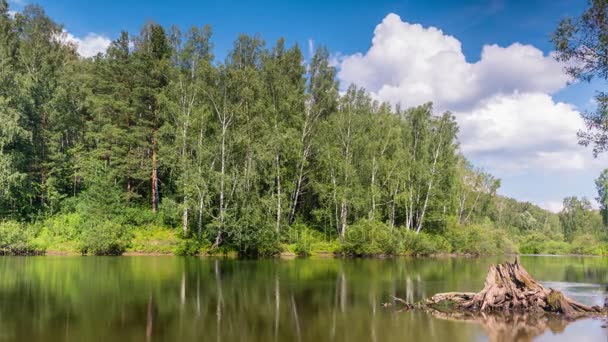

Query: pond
[[0, 255, 606, 341]]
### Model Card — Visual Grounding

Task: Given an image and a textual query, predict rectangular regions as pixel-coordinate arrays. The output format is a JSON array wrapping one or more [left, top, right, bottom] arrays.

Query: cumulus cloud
[[336, 13, 586, 174], [338, 14, 568, 112], [61, 30, 111, 58], [456, 92, 586, 172]]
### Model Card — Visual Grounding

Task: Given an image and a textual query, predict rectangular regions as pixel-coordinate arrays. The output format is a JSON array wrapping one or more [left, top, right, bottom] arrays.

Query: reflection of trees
[[0, 256, 604, 341]]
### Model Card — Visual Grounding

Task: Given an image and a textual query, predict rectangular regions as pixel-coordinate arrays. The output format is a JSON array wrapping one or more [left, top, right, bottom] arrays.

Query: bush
[[0, 221, 44, 255], [570, 234, 601, 255], [224, 222, 282, 257], [294, 234, 312, 256], [158, 198, 181, 228], [79, 220, 130, 255], [445, 224, 514, 255], [129, 226, 181, 254], [121, 207, 157, 226], [175, 238, 203, 256], [33, 213, 84, 252], [289, 223, 333, 256], [518, 232, 550, 254], [341, 220, 400, 256], [402, 231, 451, 255], [539, 240, 571, 255]]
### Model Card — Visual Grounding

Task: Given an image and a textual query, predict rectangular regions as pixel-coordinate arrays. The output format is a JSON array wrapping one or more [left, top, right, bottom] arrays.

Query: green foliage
[[518, 233, 550, 254], [32, 213, 83, 252], [290, 224, 315, 256], [79, 220, 130, 256], [341, 220, 400, 256], [552, 0, 608, 155], [559, 196, 602, 241], [402, 230, 452, 256], [444, 223, 515, 255], [570, 234, 602, 255], [0, 221, 43, 255], [129, 226, 181, 254], [0, 1, 606, 258], [596, 169, 608, 226], [0, 221, 44, 255], [540, 241, 572, 255], [175, 239, 203, 256]]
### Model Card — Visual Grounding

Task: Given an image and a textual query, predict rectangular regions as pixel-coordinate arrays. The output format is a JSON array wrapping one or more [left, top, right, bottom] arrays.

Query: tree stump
[[400, 259, 606, 318]]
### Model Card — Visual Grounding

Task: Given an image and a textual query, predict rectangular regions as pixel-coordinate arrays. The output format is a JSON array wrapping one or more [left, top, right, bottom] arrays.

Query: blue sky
[[8, 0, 603, 211]]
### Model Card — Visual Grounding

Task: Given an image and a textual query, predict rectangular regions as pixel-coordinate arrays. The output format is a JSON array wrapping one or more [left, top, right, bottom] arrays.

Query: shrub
[[33, 213, 84, 252], [0, 221, 44, 255], [311, 239, 341, 254], [445, 224, 513, 255], [79, 220, 130, 256], [570, 234, 601, 255], [121, 207, 157, 226], [129, 226, 181, 254], [518, 232, 550, 254], [342, 220, 400, 256], [597, 243, 608, 255], [539, 240, 571, 255], [402, 231, 451, 255], [289, 223, 334, 256], [293, 237, 311, 256], [225, 223, 282, 257], [158, 198, 181, 228], [175, 238, 202, 256]]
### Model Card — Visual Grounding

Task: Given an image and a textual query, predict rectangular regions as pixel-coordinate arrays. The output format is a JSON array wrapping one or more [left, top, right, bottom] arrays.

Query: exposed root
[[392, 259, 606, 318]]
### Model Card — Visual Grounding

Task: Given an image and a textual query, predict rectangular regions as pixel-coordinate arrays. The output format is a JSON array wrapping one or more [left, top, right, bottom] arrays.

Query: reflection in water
[[428, 310, 581, 342], [0, 256, 606, 341], [146, 293, 153, 342]]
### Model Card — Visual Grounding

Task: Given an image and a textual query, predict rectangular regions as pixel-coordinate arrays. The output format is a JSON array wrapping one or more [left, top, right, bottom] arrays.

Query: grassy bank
[[2, 212, 607, 257]]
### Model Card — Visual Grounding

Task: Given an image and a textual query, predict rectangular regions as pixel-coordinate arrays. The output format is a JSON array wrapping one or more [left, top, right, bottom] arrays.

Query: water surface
[[0, 255, 606, 341]]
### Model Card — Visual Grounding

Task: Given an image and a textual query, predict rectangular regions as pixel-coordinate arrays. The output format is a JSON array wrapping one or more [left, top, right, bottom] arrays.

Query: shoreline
[[34, 251, 603, 258]]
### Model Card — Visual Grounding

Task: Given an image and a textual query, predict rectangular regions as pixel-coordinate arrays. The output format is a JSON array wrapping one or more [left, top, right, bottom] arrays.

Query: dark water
[[0, 256, 606, 342]]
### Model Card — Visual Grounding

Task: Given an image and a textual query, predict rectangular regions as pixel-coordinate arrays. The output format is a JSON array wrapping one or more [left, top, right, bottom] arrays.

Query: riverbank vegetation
[[0, 2, 607, 256]]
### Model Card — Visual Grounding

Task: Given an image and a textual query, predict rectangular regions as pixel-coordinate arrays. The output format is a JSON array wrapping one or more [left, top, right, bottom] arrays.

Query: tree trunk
[[182, 195, 188, 234], [370, 157, 376, 220], [214, 125, 227, 248], [288, 155, 306, 225], [151, 98, 159, 213], [340, 199, 347, 240], [275, 153, 281, 234]]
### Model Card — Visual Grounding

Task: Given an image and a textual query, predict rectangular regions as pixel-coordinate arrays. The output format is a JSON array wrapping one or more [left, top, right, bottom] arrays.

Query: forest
[[0, 1, 607, 256]]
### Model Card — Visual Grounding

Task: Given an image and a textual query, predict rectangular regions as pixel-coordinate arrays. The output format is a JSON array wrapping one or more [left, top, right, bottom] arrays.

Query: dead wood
[[392, 259, 606, 318]]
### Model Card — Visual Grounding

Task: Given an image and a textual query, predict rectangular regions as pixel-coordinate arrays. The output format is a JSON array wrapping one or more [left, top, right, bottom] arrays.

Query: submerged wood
[[394, 259, 607, 318]]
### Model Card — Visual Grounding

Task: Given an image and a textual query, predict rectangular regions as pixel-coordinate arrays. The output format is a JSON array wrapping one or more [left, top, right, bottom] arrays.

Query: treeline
[[0, 2, 606, 256]]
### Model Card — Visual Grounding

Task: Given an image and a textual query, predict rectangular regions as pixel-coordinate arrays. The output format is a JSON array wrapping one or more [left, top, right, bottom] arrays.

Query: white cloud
[[336, 13, 587, 174], [541, 200, 564, 213], [61, 30, 111, 58], [456, 92, 586, 172]]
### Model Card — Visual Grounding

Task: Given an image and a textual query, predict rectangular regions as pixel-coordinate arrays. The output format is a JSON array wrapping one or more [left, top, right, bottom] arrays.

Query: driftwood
[[393, 259, 607, 318]]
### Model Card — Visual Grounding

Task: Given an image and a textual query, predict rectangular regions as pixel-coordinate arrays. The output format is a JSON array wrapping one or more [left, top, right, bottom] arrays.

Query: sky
[[7, 0, 605, 212]]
